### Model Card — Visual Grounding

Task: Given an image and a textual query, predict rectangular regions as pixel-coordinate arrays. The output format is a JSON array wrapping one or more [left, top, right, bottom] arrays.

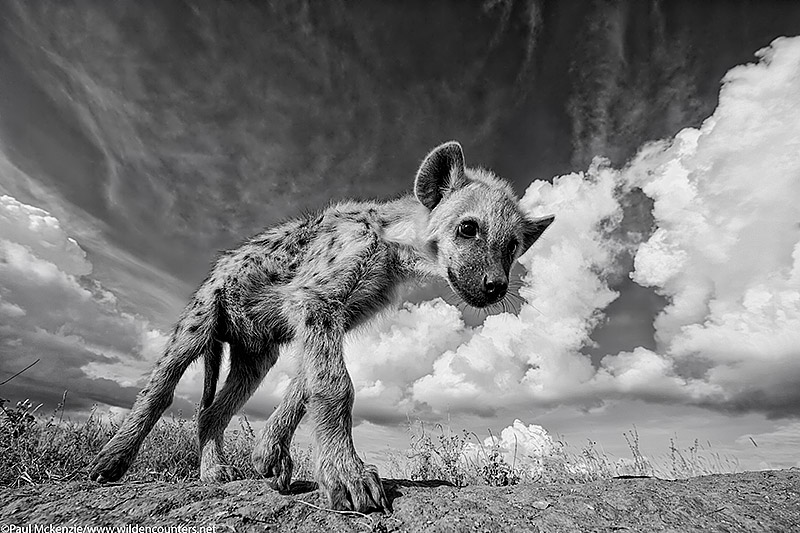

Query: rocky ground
[[1, 470, 798, 532]]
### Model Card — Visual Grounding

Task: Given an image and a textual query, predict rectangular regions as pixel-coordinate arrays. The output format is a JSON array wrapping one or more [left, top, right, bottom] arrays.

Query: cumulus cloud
[[624, 36, 800, 415], [461, 419, 556, 474], [0, 195, 190, 414], [341, 36, 800, 422]]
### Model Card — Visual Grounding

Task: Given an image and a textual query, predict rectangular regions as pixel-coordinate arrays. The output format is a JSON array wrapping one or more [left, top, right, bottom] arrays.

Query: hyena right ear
[[414, 141, 467, 210], [520, 214, 555, 255]]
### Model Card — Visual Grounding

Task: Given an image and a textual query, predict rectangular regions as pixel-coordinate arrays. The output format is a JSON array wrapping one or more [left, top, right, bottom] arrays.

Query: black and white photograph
[[1, 1, 799, 530]]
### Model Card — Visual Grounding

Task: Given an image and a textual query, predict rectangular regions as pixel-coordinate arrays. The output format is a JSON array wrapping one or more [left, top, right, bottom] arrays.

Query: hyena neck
[[378, 195, 438, 277]]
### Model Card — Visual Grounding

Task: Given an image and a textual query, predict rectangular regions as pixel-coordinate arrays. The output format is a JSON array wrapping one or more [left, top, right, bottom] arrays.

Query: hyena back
[[89, 141, 554, 513]]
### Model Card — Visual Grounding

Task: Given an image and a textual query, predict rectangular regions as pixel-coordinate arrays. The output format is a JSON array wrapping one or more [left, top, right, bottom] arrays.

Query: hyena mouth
[[446, 267, 499, 308]]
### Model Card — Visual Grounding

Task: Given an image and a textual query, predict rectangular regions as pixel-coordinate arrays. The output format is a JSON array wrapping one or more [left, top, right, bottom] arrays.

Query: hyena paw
[[252, 436, 293, 492], [200, 441, 239, 482], [200, 463, 237, 483], [318, 457, 391, 514], [89, 446, 133, 483]]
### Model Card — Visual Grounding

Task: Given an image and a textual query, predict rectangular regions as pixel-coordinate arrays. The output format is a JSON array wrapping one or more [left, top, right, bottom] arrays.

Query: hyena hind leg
[[90, 321, 221, 483], [198, 343, 277, 482]]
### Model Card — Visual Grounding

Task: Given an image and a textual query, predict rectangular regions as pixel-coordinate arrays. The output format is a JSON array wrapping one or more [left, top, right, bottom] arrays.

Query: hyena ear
[[519, 214, 555, 256], [414, 141, 467, 210]]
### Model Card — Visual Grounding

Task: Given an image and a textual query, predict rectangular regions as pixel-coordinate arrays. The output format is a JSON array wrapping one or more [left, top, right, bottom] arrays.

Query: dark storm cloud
[[1, 0, 538, 286]]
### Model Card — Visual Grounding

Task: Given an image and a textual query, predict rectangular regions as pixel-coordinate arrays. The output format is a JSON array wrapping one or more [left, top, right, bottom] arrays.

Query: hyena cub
[[90, 141, 554, 513]]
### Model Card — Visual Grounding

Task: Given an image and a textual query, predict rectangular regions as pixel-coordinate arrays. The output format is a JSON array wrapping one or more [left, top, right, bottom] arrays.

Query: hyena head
[[414, 141, 554, 308]]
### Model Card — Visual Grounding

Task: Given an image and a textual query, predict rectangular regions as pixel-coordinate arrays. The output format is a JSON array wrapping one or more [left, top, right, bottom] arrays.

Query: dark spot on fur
[[427, 239, 439, 257], [187, 324, 200, 333], [352, 215, 367, 225], [304, 302, 339, 330]]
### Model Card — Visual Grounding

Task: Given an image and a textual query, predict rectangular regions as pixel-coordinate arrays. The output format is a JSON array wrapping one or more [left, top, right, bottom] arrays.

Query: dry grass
[[1, 396, 738, 489], [0, 395, 313, 487], [387, 420, 739, 487]]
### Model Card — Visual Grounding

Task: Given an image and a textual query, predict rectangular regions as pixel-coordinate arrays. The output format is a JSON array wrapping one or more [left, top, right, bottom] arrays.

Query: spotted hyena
[[90, 141, 554, 513]]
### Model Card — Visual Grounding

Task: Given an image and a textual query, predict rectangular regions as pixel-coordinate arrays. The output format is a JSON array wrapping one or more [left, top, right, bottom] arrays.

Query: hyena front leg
[[198, 343, 277, 482], [252, 373, 307, 492], [90, 316, 220, 482], [299, 316, 391, 513]]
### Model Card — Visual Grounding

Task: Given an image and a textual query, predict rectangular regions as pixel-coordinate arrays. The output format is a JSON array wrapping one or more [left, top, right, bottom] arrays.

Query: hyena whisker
[[442, 291, 461, 308], [528, 302, 546, 316], [508, 279, 525, 291], [88, 140, 554, 514], [504, 293, 525, 309]]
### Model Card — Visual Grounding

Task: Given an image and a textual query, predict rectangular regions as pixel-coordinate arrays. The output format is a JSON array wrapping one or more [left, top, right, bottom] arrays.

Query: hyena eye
[[457, 220, 479, 238], [507, 239, 518, 256]]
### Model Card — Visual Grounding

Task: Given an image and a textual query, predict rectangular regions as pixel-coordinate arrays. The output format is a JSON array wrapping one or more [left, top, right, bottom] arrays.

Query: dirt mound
[[1, 470, 798, 532]]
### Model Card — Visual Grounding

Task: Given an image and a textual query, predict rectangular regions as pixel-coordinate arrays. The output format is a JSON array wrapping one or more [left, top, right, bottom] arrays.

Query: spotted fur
[[89, 141, 554, 513]]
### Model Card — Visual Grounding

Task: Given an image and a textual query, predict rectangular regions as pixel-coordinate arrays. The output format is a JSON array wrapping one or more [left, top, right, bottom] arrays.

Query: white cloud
[[0, 195, 179, 413], [624, 36, 800, 414], [341, 36, 800, 421], [0, 195, 91, 276], [461, 419, 556, 476]]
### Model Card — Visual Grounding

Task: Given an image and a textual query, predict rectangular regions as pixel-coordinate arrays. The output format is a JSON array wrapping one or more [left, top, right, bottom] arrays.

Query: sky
[[1, 0, 800, 474]]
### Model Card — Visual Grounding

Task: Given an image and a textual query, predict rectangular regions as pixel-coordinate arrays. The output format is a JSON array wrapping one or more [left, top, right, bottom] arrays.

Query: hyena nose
[[483, 275, 508, 300]]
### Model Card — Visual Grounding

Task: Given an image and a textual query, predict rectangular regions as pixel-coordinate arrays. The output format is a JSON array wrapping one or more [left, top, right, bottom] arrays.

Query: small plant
[[479, 445, 520, 486], [1, 398, 40, 438], [0, 393, 113, 486], [401, 419, 469, 487], [621, 427, 654, 476], [663, 436, 739, 479]]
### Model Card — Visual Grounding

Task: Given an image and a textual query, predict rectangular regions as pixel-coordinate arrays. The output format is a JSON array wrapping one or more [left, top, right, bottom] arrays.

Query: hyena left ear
[[414, 141, 467, 210], [520, 214, 555, 255]]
